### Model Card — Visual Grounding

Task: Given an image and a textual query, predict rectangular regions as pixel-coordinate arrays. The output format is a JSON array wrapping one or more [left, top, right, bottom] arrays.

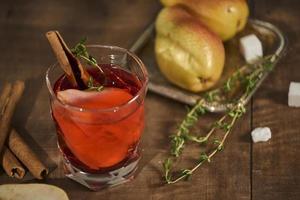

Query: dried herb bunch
[[164, 55, 276, 184]]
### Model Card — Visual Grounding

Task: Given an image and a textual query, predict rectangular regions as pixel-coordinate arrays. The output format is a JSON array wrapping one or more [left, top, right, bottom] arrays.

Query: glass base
[[62, 155, 139, 191], [59, 147, 140, 191]]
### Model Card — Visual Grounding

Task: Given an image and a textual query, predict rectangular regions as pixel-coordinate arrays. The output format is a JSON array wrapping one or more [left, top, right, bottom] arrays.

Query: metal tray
[[130, 19, 287, 112]]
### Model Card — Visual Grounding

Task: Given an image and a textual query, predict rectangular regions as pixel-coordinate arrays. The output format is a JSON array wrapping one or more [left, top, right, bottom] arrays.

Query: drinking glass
[[46, 45, 148, 190]]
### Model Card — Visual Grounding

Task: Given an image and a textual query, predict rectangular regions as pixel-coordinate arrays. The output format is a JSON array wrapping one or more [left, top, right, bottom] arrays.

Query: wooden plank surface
[[251, 0, 300, 199], [0, 0, 299, 200]]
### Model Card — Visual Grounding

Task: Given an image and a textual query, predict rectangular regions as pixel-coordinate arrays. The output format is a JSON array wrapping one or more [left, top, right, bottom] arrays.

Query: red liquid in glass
[[52, 64, 144, 173]]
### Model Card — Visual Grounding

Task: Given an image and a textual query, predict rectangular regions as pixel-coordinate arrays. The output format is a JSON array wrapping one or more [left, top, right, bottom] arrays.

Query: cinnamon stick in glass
[[0, 81, 24, 153], [1, 147, 25, 179], [8, 129, 48, 179], [46, 31, 90, 89]]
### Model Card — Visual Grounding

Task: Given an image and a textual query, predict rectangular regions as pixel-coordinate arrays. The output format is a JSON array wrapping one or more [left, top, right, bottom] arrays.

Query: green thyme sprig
[[163, 55, 276, 184], [169, 55, 274, 158], [164, 102, 245, 184], [71, 38, 105, 91], [86, 77, 103, 92], [71, 38, 105, 74], [170, 99, 207, 157]]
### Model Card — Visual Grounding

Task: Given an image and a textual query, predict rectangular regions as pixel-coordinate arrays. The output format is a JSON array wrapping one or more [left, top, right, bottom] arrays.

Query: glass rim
[[46, 44, 149, 113]]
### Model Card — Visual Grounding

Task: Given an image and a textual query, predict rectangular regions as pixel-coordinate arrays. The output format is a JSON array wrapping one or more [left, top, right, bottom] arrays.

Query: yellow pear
[[155, 6, 225, 92], [161, 0, 249, 41]]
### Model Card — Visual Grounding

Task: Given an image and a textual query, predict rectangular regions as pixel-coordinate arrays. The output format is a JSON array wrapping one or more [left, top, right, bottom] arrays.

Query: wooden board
[[251, 0, 300, 199], [0, 0, 299, 199]]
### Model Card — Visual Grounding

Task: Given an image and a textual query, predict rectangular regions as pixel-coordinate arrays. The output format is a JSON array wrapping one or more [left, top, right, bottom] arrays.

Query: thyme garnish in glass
[[71, 38, 105, 91]]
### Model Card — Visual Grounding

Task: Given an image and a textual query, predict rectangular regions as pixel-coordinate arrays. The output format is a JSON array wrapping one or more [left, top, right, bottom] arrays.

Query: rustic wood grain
[[0, 0, 251, 199], [0, 0, 299, 200], [251, 0, 300, 200]]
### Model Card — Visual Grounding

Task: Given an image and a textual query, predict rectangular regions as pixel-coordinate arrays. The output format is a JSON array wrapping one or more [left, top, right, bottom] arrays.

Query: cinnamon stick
[[0, 83, 12, 116], [0, 83, 26, 179], [1, 147, 25, 179], [46, 31, 90, 89], [8, 129, 48, 179], [0, 80, 24, 153]]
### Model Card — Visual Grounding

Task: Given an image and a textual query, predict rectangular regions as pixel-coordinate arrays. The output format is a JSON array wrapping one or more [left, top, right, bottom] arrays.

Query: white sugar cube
[[251, 127, 271, 143], [288, 82, 300, 107], [240, 34, 263, 64]]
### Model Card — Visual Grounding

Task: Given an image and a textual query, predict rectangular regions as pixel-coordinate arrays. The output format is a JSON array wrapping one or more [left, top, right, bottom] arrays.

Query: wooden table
[[0, 0, 299, 199]]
